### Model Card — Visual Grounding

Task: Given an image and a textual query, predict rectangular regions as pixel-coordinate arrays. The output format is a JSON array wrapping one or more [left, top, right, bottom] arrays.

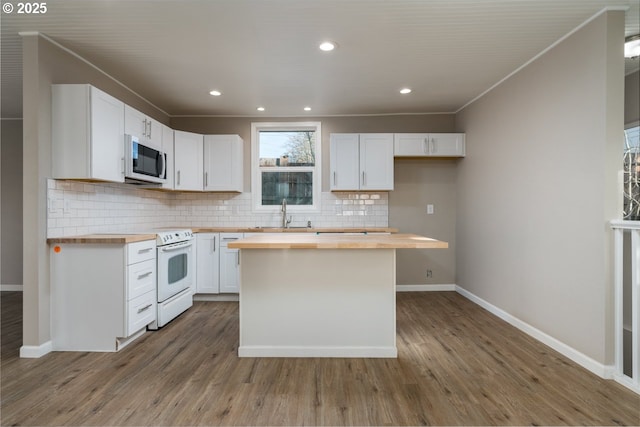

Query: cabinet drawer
[[220, 233, 243, 247], [126, 290, 156, 336], [127, 259, 156, 300], [127, 240, 156, 265]]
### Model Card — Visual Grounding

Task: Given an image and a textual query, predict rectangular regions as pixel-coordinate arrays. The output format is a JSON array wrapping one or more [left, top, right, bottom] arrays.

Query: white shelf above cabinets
[[330, 133, 394, 191], [393, 133, 465, 157]]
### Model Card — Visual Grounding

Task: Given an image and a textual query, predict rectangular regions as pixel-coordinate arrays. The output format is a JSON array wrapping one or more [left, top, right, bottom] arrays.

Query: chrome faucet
[[281, 198, 292, 228]]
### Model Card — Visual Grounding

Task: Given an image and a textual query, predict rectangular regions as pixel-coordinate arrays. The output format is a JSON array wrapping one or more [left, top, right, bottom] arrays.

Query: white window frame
[[251, 121, 322, 212]]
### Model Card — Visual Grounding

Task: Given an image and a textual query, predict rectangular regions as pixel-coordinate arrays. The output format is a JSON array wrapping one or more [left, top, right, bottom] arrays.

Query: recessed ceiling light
[[209, 90, 222, 96], [319, 41, 336, 52], [400, 88, 412, 94], [257, 107, 265, 112], [304, 106, 312, 111]]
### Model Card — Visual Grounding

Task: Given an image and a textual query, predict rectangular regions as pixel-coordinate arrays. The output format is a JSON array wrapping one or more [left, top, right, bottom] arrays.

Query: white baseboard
[[396, 284, 456, 292], [454, 285, 611, 379], [1, 284, 23, 291], [193, 294, 239, 302], [20, 341, 52, 358], [612, 372, 640, 394]]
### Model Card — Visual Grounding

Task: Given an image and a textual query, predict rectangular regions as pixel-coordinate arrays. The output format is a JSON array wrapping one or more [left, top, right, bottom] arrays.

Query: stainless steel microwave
[[125, 134, 167, 184]]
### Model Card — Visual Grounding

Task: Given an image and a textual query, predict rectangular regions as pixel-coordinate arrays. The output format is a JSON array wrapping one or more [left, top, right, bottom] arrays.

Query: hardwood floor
[[1, 291, 638, 426]]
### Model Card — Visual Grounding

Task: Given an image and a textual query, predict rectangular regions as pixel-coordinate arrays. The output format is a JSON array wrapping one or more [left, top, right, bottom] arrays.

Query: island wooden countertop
[[47, 234, 157, 244], [228, 233, 448, 249]]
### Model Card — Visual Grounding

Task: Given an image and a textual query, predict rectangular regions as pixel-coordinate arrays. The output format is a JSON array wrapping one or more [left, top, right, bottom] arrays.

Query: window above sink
[[251, 122, 322, 213]]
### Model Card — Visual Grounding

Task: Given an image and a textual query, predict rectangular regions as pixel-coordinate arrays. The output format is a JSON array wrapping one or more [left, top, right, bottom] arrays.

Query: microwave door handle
[[157, 152, 166, 179]]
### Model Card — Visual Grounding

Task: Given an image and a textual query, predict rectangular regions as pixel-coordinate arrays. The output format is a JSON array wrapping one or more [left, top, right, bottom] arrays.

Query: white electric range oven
[[148, 229, 194, 329]]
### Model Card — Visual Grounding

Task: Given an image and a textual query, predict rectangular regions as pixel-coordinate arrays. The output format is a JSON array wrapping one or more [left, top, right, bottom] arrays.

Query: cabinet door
[[174, 130, 203, 191], [219, 233, 242, 293], [52, 85, 125, 182], [90, 86, 125, 183], [124, 105, 162, 149], [146, 117, 163, 149], [330, 134, 360, 190], [428, 133, 465, 157], [124, 105, 147, 139], [196, 233, 220, 294], [203, 135, 243, 192], [161, 125, 174, 190], [359, 133, 394, 190], [393, 133, 429, 156]]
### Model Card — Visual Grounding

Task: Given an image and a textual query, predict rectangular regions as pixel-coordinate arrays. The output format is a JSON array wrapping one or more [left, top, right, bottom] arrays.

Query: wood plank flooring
[[1, 291, 638, 426]]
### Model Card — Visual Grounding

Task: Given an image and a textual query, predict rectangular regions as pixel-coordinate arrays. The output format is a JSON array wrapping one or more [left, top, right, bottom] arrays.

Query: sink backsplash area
[[46, 179, 389, 237]]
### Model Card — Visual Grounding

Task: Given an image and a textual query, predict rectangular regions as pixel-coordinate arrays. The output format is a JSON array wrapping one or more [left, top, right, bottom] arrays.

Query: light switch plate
[[427, 204, 434, 215]]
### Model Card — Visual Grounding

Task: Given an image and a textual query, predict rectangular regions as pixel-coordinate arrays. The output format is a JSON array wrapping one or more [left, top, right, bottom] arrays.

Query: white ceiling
[[1, 0, 639, 119]]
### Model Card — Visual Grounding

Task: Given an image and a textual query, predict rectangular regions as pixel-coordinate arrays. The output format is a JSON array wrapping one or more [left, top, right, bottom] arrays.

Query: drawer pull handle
[[137, 303, 153, 313], [138, 248, 153, 254], [137, 271, 153, 279]]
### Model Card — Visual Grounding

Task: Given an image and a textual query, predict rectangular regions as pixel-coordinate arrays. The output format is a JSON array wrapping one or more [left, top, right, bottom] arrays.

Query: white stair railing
[[611, 220, 640, 392]]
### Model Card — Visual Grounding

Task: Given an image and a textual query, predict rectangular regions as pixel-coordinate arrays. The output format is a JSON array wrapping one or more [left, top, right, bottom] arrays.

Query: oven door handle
[[160, 241, 192, 252]]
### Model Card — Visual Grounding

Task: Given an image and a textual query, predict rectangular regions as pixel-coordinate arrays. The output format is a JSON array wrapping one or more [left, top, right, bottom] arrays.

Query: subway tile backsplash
[[46, 179, 389, 237]]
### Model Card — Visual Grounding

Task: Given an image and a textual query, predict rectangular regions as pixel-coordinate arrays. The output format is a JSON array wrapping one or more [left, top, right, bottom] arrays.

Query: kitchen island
[[229, 233, 448, 358]]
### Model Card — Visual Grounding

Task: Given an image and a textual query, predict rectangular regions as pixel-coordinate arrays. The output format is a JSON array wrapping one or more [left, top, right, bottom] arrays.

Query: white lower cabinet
[[220, 233, 243, 294], [50, 239, 157, 352], [196, 233, 220, 293], [195, 232, 241, 294]]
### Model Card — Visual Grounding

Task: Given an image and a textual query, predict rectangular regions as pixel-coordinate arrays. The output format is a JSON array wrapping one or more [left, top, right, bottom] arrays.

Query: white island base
[[238, 248, 397, 358]]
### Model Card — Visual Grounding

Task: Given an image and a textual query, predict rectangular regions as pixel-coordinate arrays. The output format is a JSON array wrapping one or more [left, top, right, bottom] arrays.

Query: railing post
[[614, 227, 624, 376], [632, 229, 640, 387]]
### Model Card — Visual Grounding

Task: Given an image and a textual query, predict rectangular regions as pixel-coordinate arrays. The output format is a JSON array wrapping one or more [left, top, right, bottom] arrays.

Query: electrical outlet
[[427, 204, 434, 215], [426, 269, 433, 278]]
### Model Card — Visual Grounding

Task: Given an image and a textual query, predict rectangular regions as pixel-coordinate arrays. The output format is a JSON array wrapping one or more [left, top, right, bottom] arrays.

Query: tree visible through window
[[624, 125, 640, 220], [252, 123, 322, 210]]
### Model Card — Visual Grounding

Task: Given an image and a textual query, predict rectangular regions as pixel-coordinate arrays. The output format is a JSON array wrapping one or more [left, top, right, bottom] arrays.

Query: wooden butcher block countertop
[[47, 234, 157, 244], [228, 233, 448, 249], [191, 227, 398, 233]]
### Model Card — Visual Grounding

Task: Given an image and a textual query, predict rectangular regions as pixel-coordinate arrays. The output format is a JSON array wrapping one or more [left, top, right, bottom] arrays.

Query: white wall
[[455, 11, 625, 365], [1, 119, 23, 288]]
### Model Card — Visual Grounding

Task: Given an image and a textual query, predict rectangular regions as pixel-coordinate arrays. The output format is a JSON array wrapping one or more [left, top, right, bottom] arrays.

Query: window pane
[[261, 172, 313, 205], [259, 131, 315, 167]]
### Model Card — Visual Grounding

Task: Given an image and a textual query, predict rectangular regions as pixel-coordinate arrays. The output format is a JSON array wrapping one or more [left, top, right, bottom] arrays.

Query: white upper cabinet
[[174, 130, 203, 191], [124, 105, 162, 149], [330, 133, 394, 191], [52, 84, 125, 183], [359, 134, 394, 190], [330, 133, 361, 190], [393, 133, 465, 157], [203, 135, 244, 192], [161, 124, 174, 190]]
